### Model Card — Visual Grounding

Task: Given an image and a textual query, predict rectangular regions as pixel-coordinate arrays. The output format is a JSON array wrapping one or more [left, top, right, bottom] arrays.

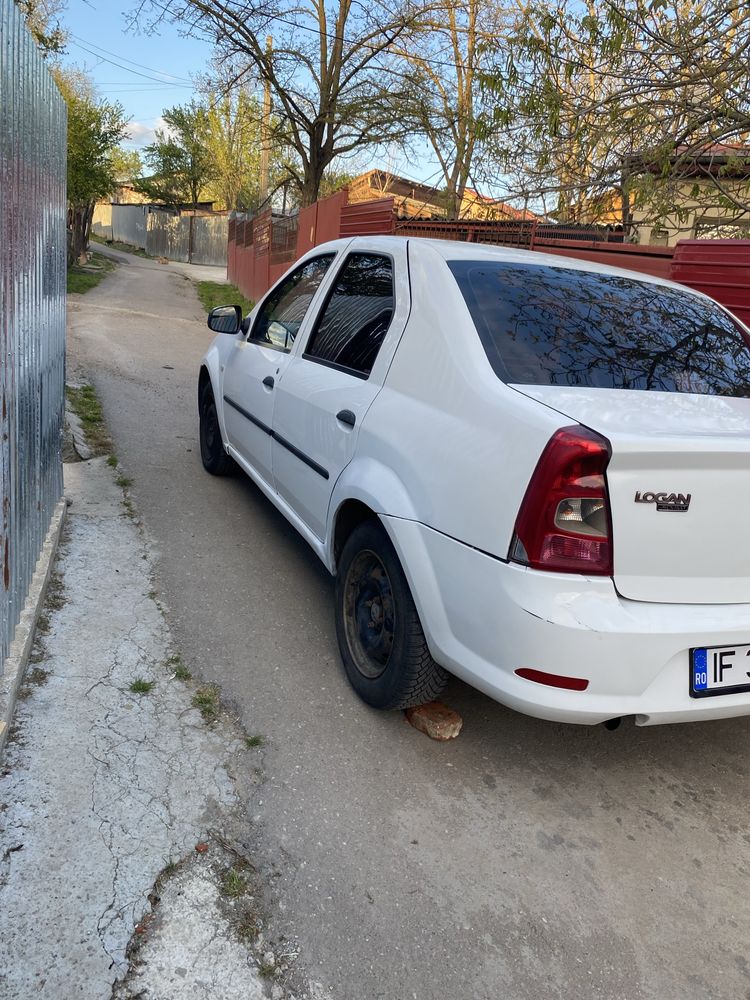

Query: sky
[[60, 0, 216, 149], [58, 0, 439, 185]]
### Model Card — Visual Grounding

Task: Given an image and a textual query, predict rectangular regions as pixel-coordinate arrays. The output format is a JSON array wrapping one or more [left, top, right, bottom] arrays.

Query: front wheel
[[199, 381, 234, 476], [335, 520, 448, 710]]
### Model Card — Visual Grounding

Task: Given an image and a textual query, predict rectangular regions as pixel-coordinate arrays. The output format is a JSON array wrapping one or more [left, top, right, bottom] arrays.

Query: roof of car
[[402, 236, 706, 298], [313, 235, 711, 303]]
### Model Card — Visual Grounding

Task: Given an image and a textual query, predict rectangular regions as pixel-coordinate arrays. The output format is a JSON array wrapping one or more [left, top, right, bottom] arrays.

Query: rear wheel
[[199, 381, 234, 476], [335, 520, 447, 710]]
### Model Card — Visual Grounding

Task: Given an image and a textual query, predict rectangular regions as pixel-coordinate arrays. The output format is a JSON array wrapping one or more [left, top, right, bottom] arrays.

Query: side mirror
[[207, 304, 242, 334]]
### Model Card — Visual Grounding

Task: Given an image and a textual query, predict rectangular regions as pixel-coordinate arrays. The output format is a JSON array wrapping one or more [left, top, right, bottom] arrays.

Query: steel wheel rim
[[202, 400, 219, 456], [343, 549, 395, 680]]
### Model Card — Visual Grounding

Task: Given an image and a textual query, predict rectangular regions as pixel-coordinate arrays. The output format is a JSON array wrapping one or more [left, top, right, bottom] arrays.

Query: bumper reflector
[[515, 667, 589, 692]]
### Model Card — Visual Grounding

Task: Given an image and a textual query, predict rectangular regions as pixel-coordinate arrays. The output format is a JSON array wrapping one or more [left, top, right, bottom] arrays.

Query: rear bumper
[[383, 516, 750, 726]]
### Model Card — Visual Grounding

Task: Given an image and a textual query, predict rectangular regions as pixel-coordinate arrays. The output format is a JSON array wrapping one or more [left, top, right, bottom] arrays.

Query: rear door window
[[304, 253, 394, 378], [448, 260, 750, 396]]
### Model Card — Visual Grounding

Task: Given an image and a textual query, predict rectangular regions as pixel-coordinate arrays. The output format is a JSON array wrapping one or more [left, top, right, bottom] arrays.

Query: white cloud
[[124, 117, 168, 147]]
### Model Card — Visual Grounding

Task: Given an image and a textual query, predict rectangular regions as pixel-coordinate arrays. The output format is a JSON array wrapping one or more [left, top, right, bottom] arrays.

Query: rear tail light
[[510, 425, 613, 575]]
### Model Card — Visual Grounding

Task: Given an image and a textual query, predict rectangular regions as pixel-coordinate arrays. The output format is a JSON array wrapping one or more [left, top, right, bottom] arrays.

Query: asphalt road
[[68, 247, 750, 1000]]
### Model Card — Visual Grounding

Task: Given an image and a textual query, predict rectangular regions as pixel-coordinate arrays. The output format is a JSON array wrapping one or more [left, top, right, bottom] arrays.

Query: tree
[[129, 0, 422, 206], [482, 0, 750, 229], [55, 70, 129, 264], [19, 0, 67, 54], [393, 0, 506, 219], [202, 89, 264, 211], [318, 167, 356, 198], [136, 101, 215, 210], [110, 147, 143, 184]]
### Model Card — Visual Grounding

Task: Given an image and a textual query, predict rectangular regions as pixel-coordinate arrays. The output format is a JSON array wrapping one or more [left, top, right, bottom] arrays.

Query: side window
[[304, 253, 394, 377], [250, 254, 335, 351]]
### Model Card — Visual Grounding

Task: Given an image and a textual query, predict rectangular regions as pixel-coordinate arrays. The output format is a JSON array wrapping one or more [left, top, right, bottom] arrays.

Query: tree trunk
[[68, 203, 88, 266], [300, 149, 328, 207], [444, 183, 461, 220]]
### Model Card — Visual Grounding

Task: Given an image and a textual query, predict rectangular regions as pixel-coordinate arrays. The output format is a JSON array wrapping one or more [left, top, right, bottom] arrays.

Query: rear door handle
[[336, 409, 356, 427], [262, 375, 275, 389]]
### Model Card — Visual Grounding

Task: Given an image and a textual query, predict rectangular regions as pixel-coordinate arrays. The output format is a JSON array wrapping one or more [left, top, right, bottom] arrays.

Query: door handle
[[336, 409, 356, 427], [262, 375, 275, 389]]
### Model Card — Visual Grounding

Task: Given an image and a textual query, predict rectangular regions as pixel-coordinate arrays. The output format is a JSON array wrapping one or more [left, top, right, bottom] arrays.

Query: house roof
[[628, 142, 750, 178], [462, 187, 538, 221], [350, 170, 540, 220]]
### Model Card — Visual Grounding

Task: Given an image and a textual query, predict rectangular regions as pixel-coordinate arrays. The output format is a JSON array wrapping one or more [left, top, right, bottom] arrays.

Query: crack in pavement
[[0, 458, 326, 1000]]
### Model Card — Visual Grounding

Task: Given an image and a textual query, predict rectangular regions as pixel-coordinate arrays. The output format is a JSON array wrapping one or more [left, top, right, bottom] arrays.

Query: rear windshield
[[448, 260, 750, 396]]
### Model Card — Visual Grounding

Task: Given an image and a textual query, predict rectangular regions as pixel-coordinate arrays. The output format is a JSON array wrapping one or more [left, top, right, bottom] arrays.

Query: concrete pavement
[[0, 457, 325, 998], [62, 245, 750, 1000]]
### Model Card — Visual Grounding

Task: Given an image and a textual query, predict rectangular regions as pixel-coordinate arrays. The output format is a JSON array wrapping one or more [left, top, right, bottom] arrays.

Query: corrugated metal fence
[[92, 204, 228, 266], [0, 0, 66, 664]]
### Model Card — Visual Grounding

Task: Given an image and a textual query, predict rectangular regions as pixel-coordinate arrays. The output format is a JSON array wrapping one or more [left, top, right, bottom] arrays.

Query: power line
[[143, 0, 488, 76], [69, 33, 194, 83], [68, 39, 194, 87]]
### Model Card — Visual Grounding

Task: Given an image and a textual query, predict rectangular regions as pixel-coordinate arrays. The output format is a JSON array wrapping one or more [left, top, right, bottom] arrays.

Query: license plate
[[690, 644, 750, 698]]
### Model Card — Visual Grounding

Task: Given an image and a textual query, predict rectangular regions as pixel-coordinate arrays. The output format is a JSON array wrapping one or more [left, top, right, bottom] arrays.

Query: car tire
[[335, 520, 448, 710], [199, 380, 234, 476]]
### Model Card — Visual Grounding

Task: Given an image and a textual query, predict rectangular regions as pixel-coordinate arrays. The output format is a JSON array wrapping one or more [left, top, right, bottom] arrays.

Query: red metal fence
[[671, 240, 750, 327], [227, 190, 750, 325]]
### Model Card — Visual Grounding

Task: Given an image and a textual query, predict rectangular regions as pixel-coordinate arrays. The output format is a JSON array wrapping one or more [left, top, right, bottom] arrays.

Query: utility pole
[[259, 35, 272, 208]]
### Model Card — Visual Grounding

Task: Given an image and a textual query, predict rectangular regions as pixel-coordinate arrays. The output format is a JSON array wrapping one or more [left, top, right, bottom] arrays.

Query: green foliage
[[110, 147, 143, 183], [66, 252, 114, 294], [194, 280, 254, 317], [129, 678, 155, 694], [202, 90, 265, 211], [65, 382, 111, 454], [66, 269, 102, 294], [192, 684, 220, 723], [18, 0, 66, 54], [58, 73, 129, 208], [480, 0, 750, 225], [132, 0, 427, 207], [318, 169, 355, 198], [137, 101, 215, 209], [55, 68, 129, 263]]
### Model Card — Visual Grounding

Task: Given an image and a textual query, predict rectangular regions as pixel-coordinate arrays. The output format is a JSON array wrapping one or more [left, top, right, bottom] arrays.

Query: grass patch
[[195, 280, 254, 317], [221, 868, 249, 899], [129, 678, 154, 694], [166, 654, 191, 681], [257, 959, 276, 979], [107, 455, 118, 468], [237, 916, 260, 941], [45, 573, 66, 612], [35, 612, 51, 635], [67, 251, 115, 294], [25, 666, 49, 688], [244, 734, 265, 749], [66, 383, 111, 455], [116, 474, 133, 488], [192, 684, 220, 722], [90, 233, 151, 258]]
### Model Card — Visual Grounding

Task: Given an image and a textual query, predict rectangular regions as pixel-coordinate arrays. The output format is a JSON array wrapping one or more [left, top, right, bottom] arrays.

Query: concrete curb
[[0, 497, 67, 756]]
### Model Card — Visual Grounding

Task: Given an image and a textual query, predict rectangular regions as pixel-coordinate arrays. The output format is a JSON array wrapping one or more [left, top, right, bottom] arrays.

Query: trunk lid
[[512, 385, 750, 604]]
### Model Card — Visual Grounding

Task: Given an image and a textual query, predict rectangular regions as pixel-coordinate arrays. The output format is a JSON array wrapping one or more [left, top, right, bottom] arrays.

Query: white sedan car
[[199, 236, 750, 727]]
